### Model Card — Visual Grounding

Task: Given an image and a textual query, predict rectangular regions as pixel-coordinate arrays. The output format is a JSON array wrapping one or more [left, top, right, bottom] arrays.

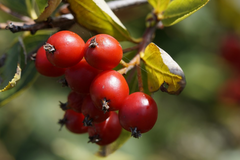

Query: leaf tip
[[0, 64, 21, 92]]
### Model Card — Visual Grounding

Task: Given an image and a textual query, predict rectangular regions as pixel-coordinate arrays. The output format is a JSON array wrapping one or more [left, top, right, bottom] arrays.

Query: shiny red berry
[[90, 70, 129, 112], [118, 92, 158, 138], [44, 30, 85, 68], [84, 34, 123, 70]]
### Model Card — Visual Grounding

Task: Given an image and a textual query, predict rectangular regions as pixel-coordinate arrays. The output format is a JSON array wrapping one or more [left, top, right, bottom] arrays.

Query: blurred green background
[[1, 0, 240, 160]]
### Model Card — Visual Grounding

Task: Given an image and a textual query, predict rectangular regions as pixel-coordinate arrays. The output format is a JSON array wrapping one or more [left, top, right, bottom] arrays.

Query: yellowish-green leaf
[[67, 0, 139, 43], [162, 0, 210, 26], [35, 0, 61, 22], [148, 0, 170, 13], [140, 43, 186, 95], [96, 129, 131, 157], [0, 64, 21, 92]]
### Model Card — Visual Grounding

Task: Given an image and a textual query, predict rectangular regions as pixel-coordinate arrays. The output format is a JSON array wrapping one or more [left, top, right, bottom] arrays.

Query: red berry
[[218, 76, 240, 105], [88, 111, 122, 146], [81, 95, 110, 126], [118, 92, 158, 138], [35, 46, 65, 77], [58, 110, 88, 134], [84, 34, 123, 70], [221, 34, 240, 70], [90, 70, 129, 112], [65, 59, 101, 94], [44, 30, 85, 68], [60, 91, 85, 112]]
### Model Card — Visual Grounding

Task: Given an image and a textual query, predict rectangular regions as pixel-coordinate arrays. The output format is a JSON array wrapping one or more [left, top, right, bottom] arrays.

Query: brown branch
[[1, 21, 35, 30], [5, 14, 75, 34], [0, 23, 8, 29], [118, 54, 140, 75]]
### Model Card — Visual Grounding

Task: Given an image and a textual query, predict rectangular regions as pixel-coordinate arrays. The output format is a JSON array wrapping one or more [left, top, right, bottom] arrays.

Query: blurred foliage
[[1, 0, 240, 160]]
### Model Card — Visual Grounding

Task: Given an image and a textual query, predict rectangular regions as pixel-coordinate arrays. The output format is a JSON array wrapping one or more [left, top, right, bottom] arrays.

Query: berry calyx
[[130, 127, 142, 138], [89, 36, 98, 48], [83, 115, 93, 126], [101, 97, 110, 113], [88, 134, 101, 143], [43, 42, 55, 53], [59, 101, 69, 111]]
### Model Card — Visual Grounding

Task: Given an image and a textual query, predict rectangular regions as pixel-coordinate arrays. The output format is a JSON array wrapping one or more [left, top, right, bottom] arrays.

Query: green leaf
[[96, 129, 131, 157], [0, 34, 50, 106], [140, 42, 186, 95], [34, 0, 49, 15], [35, 0, 61, 22], [67, 0, 139, 43], [148, 0, 170, 13], [162, 0, 210, 26]]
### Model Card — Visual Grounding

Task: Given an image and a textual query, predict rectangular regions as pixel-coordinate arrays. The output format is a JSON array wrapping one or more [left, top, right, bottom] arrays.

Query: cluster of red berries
[[34, 30, 158, 146]]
